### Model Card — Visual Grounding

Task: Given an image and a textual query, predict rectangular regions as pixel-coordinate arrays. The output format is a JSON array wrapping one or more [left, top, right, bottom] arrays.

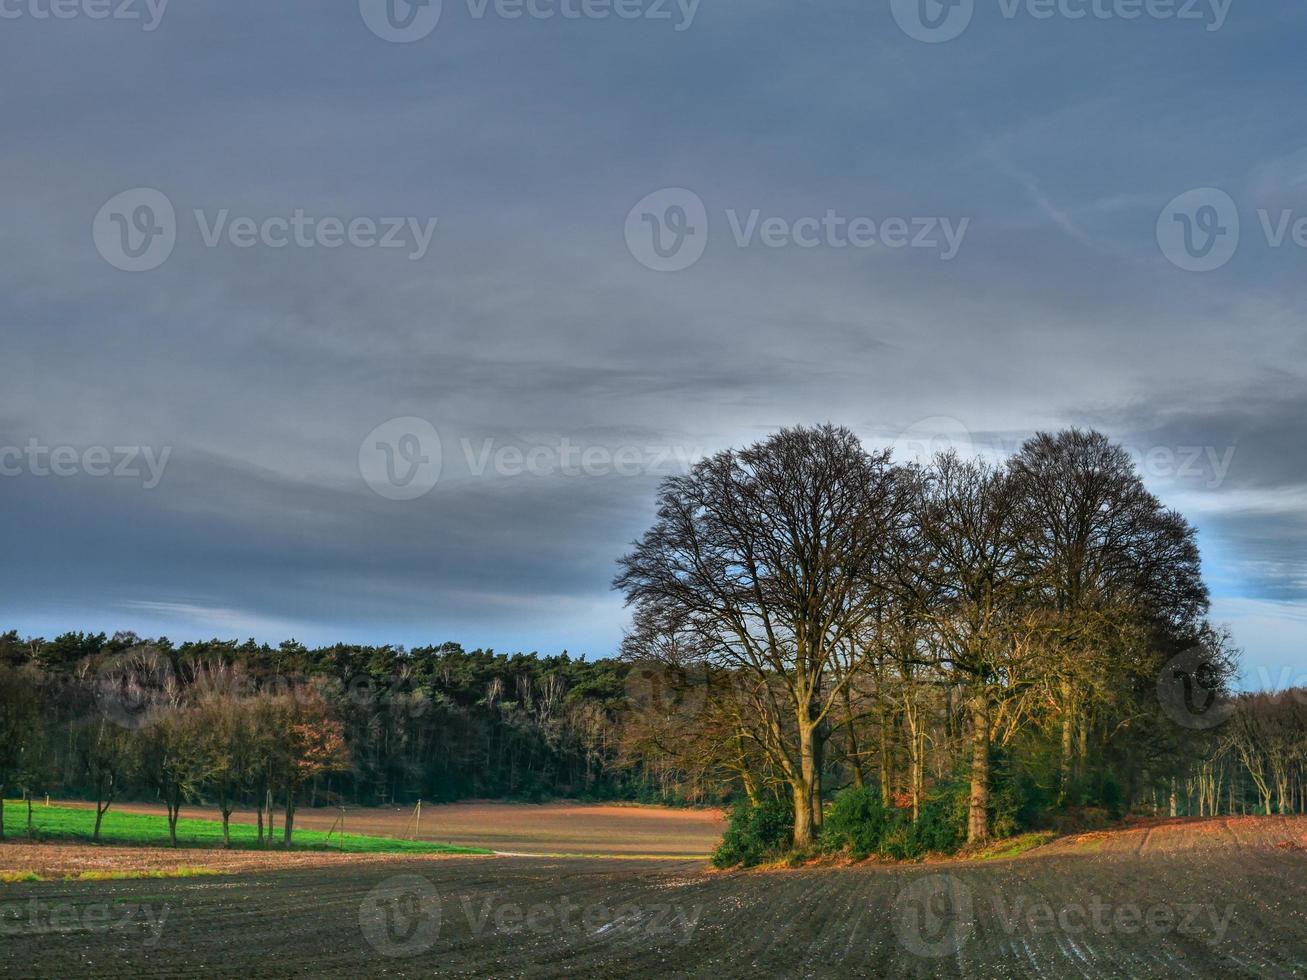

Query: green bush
[[818, 781, 968, 861], [1099, 772, 1124, 818], [911, 780, 968, 853], [819, 786, 890, 859], [711, 797, 793, 868]]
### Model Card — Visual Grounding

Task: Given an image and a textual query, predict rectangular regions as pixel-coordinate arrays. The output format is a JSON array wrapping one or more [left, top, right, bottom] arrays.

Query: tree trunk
[[0, 789, 5, 842], [1076, 714, 1088, 778], [283, 793, 296, 847], [810, 721, 825, 833], [791, 779, 813, 850], [740, 766, 761, 808], [792, 723, 817, 849], [904, 695, 925, 822], [967, 693, 990, 844], [1059, 680, 1074, 804], [911, 727, 925, 823], [222, 809, 232, 848], [256, 800, 264, 845], [26, 796, 33, 838], [843, 686, 865, 790], [878, 701, 893, 804]]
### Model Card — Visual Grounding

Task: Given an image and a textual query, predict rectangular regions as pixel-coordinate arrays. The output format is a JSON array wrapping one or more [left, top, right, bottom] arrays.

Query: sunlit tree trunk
[[967, 693, 990, 844]]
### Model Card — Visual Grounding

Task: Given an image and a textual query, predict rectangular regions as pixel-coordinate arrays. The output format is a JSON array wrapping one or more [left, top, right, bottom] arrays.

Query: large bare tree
[[915, 452, 1026, 843], [615, 424, 911, 846], [1008, 430, 1208, 801]]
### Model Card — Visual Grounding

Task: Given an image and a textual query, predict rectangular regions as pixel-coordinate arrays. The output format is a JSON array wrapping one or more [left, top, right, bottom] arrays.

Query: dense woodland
[[0, 636, 662, 843], [0, 426, 1303, 856]]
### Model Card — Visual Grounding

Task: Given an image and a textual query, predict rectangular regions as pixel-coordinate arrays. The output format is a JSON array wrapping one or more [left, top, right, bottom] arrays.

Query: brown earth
[[47, 799, 727, 858], [0, 840, 488, 879], [4, 816, 1307, 977]]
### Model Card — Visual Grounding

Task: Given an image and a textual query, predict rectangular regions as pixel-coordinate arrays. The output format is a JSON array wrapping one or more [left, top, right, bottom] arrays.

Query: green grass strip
[[2, 802, 490, 856]]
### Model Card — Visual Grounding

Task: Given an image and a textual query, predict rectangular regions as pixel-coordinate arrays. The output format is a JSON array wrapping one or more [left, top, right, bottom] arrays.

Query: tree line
[[0, 636, 659, 844]]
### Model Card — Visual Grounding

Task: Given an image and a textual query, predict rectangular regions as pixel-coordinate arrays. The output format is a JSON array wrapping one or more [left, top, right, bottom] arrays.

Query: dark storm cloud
[[1, 0, 1305, 657], [1082, 375, 1307, 494], [1078, 376, 1307, 602]]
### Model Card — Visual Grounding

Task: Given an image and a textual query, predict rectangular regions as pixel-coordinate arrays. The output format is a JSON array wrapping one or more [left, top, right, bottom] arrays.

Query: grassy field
[[2, 802, 489, 855]]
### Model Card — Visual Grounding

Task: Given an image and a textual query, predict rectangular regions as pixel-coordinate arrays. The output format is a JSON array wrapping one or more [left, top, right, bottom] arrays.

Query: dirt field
[[5, 816, 1307, 977], [0, 840, 489, 879], [47, 800, 726, 858]]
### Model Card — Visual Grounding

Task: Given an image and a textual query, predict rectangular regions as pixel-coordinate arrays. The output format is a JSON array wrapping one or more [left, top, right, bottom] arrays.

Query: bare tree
[[1008, 429, 1208, 802], [616, 425, 912, 847], [75, 717, 138, 843], [0, 665, 41, 841], [915, 452, 1025, 843]]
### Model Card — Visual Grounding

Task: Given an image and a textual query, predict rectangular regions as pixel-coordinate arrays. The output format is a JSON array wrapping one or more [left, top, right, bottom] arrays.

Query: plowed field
[[5, 816, 1307, 978]]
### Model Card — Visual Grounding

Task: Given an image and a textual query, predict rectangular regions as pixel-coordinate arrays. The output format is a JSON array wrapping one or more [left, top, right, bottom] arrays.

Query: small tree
[[143, 705, 216, 847], [17, 715, 55, 838], [0, 665, 41, 841], [280, 690, 350, 847], [76, 717, 139, 843], [195, 694, 257, 847], [248, 693, 285, 846]]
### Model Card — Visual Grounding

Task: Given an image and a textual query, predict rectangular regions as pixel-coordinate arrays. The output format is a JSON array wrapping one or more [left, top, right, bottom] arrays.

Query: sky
[[1, 1, 1304, 688]]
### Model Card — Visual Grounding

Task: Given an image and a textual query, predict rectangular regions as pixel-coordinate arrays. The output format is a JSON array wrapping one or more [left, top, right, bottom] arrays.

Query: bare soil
[[4, 816, 1306, 977], [47, 798, 726, 857], [0, 840, 487, 879]]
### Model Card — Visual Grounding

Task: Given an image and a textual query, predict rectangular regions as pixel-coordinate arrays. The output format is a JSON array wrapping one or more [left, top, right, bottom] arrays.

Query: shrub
[[819, 786, 890, 859], [818, 781, 969, 861], [711, 797, 793, 868], [1098, 772, 1124, 818], [911, 780, 968, 854]]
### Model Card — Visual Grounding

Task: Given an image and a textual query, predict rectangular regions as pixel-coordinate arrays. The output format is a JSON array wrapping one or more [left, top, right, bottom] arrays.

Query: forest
[[0, 427, 1303, 861]]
